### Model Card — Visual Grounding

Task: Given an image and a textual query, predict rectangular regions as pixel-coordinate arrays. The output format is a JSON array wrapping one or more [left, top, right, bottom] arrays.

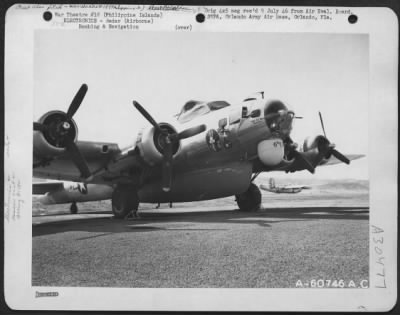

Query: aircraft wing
[[259, 184, 304, 194], [33, 84, 207, 191], [33, 139, 144, 185], [257, 153, 365, 174], [319, 154, 365, 166], [32, 84, 148, 185], [284, 185, 311, 189], [32, 181, 64, 194]]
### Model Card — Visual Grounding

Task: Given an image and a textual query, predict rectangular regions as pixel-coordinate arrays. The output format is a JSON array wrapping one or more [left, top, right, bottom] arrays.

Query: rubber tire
[[70, 202, 78, 214], [112, 188, 139, 219], [235, 183, 262, 212]]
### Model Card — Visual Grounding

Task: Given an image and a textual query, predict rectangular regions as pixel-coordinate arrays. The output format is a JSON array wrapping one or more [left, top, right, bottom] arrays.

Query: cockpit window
[[250, 109, 261, 118], [176, 100, 230, 123], [181, 100, 202, 112]]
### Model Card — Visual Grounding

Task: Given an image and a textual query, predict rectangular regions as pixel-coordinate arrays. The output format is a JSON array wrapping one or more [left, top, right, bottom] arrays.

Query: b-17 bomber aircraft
[[259, 178, 311, 194], [33, 84, 363, 218]]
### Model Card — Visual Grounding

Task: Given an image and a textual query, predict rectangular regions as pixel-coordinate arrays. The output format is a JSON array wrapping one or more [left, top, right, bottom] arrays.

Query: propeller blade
[[317, 113, 349, 164], [331, 149, 350, 164], [293, 150, 315, 174], [162, 140, 173, 192], [133, 101, 162, 132], [177, 124, 206, 141], [64, 136, 93, 181], [318, 111, 327, 138], [66, 84, 88, 120], [33, 122, 47, 132]]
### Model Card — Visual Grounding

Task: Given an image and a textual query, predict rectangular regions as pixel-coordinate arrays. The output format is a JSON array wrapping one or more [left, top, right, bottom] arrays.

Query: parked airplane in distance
[[33, 84, 364, 218], [260, 178, 311, 194]]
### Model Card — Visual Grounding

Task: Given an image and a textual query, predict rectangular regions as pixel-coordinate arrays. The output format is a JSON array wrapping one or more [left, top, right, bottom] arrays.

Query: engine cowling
[[303, 135, 332, 161], [33, 110, 78, 158], [136, 123, 180, 165]]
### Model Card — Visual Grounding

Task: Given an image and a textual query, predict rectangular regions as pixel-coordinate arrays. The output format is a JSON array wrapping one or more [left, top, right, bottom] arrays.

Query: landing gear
[[70, 202, 78, 214], [235, 183, 262, 212], [111, 186, 139, 219]]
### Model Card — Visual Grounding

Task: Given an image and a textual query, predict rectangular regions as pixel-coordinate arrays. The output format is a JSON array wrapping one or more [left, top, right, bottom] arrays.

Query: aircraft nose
[[279, 111, 295, 136], [264, 100, 294, 137]]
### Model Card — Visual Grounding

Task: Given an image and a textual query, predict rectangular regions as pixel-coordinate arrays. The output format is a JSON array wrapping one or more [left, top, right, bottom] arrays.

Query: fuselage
[[33, 96, 296, 203], [138, 98, 295, 202], [152, 98, 294, 172]]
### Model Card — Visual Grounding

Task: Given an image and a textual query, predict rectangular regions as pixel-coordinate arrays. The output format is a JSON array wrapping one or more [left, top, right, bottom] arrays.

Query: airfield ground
[[32, 179, 369, 288]]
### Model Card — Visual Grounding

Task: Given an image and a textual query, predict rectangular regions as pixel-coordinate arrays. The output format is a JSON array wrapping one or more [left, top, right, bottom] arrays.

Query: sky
[[34, 31, 368, 179]]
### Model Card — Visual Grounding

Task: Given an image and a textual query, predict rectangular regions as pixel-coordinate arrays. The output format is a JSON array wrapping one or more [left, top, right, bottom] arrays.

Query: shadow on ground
[[33, 206, 369, 237]]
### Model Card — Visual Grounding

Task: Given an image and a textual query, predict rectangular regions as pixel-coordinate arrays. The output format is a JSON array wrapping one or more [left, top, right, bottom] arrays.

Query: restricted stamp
[[3, 3, 398, 312]]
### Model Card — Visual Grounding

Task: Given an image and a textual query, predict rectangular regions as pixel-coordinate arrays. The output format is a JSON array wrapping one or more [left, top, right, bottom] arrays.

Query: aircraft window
[[176, 100, 231, 123], [250, 109, 261, 118], [182, 100, 202, 112], [178, 104, 210, 123], [207, 101, 230, 111]]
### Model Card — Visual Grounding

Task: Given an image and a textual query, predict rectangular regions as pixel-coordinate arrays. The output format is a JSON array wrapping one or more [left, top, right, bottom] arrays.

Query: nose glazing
[[277, 111, 294, 137], [264, 100, 294, 137]]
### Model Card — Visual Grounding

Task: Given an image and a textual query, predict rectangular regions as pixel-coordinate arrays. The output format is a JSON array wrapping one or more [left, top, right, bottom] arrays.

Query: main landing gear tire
[[235, 183, 262, 212], [70, 202, 78, 214], [112, 187, 139, 219]]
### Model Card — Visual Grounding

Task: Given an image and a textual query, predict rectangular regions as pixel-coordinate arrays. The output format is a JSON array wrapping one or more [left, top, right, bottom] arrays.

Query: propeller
[[33, 84, 93, 181], [285, 136, 315, 174], [133, 100, 162, 133], [318, 111, 327, 138], [162, 137, 173, 191], [133, 101, 206, 192], [291, 150, 315, 173], [330, 149, 350, 164], [318, 111, 350, 164], [66, 84, 88, 120], [64, 137, 93, 180]]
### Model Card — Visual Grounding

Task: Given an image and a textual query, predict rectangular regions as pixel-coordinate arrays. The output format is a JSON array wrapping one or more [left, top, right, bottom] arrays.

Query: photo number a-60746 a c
[[296, 279, 369, 288]]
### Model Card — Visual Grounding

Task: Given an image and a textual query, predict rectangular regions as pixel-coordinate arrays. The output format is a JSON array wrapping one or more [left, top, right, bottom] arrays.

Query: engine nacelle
[[257, 138, 285, 166], [136, 123, 180, 165], [33, 110, 78, 158]]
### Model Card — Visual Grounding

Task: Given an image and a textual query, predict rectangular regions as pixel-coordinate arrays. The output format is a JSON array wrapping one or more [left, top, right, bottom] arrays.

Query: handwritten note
[[5, 135, 10, 158], [4, 172, 24, 222], [372, 225, 386, 288]]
